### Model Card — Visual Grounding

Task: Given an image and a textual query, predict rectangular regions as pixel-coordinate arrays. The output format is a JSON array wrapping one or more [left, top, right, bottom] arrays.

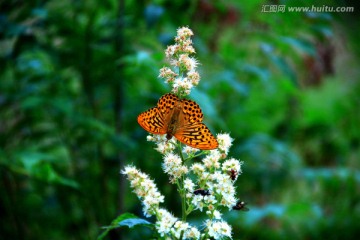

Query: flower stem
[[181, 178, 187, 222], [176, 142, 188, 223]]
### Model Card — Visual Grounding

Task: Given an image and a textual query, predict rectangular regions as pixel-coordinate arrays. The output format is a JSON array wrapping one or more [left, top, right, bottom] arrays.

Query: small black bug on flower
[[228, 169, 238, 181], [193, 189, 210, 196], [232, 201, 249, 211]]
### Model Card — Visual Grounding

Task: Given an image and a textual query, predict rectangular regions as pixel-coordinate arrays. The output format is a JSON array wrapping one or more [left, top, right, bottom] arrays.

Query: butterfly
[[137, 93, 218, 150]]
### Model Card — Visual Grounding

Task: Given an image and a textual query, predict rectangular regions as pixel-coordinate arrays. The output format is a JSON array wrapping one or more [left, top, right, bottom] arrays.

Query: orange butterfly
[[137, 93, 218, 150]]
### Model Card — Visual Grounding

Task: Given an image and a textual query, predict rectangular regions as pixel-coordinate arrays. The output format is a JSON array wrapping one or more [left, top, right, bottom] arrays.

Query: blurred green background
[[1, 0, 360, 239]]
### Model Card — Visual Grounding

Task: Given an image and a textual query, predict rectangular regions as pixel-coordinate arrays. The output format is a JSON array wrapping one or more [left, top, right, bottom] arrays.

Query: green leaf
[[118, 218, 152, 228], [278, 36, 316, 56], [97, 213, 153, 240], [10, 150, 79, 188]]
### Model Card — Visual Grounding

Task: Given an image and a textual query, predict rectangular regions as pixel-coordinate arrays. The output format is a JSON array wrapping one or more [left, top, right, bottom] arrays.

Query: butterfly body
[[165, 102, 182, 140], [137, 93, 218, 150]]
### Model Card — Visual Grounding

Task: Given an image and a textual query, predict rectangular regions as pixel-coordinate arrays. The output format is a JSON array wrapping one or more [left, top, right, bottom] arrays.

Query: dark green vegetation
[[1, 0, 359, 239]]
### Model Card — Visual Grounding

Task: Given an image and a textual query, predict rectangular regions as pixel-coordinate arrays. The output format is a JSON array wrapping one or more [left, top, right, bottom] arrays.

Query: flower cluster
[[122, 166, 164, 217], [206, 220, 232, 239], [121, 27, 245, 240], [159, 27, 200, 96], [188, 134, 242, 213], [162, 153, 189, 183], [147, 134, 176, 154], [154, 132, 242, 239], [123, 132, 243, 239]]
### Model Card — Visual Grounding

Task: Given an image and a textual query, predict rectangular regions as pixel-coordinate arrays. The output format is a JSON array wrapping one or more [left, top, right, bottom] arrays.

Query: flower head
[[191, 163, 206, 177], [222, 158, 243, 181], [155, 208, 177, 236], [163, 153, 189, 183], [122, 166, 164, 217], [203, 150, 222, 169], [160, 26, 200, 96], [176, 26, 194, 39], [183, 145, 200, 155], [217, 133, 234, 156], [147, 134, 176, 154], [206, 220, 232, 239], [184, 178, 195, 192], [159, 67, 178, 83]]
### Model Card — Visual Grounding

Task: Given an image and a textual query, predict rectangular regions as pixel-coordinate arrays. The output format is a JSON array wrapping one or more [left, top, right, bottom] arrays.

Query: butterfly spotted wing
[[137, 93, 177, 134], [137, 107, 166, 134], [174, 98, 218, 150]]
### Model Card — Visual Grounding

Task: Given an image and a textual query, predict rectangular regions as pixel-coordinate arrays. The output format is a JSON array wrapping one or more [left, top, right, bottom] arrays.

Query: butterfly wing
[[157, 93, 179, 115], [137, 107, 167, 134], [180, 98, 203, 124], [173, 98, 217, 150], [174, 123, 218, 150], [137, 94, 179, 135]]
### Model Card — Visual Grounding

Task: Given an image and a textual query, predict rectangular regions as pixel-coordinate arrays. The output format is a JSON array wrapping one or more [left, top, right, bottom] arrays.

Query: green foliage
[[1, 0, 359, 239], [98, 213, 153, 240]]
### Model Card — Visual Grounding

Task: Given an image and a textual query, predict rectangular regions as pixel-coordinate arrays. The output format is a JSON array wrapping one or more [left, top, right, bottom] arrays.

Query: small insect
[[232, 201, 249, 211], [193, 189, 211, 196], [228, 169, 238, 181]]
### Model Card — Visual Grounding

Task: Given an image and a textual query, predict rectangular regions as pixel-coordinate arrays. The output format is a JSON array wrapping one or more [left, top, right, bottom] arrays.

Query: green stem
[[179, 230, 185, 240], [176, 142, 188, 224], [181, 180, 187, 222], [184, 151, 206, 162], [177, 142, 185, 162]]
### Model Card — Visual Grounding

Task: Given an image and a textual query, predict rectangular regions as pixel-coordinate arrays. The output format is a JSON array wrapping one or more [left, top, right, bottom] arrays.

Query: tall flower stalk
[[113, 27, 244, 240]]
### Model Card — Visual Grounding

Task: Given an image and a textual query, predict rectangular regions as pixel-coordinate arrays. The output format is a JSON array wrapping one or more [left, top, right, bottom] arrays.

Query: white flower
[[202, 150, 221, 169], [217, 133, 233, 155], [165, 45, 177, 59], [182, 78, 194, 90], [222, 158, 243, 181], [148, 134, 176, 154], [183, 145, 199, 155], [206, 220, 232, 239], [169, 220, 201, 239], [187, 71, 200, 86], [177, 26, 194, 39], [178, 54, 198, 72], [171, 77, 194, 95], [172, 221, 190, 239], [155, 209, 177, 236], [146, 135, 155, 142], [184, 178, 195, 192], [122, 166, 164, 217], [204, 194, 217, 205], [210, 171, 237, 209], [155, 141, 176, 154], [187, 57, 199, 71], [191, 195, 205, 211], [146, 134, 175, 154], [163, 153, 188, 182], [185, 227, 201, 239], [161, 26, 199, 96], [159, 67, 177, 83], [213, 210, 222, 220], [191, 163, 205, 173]]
